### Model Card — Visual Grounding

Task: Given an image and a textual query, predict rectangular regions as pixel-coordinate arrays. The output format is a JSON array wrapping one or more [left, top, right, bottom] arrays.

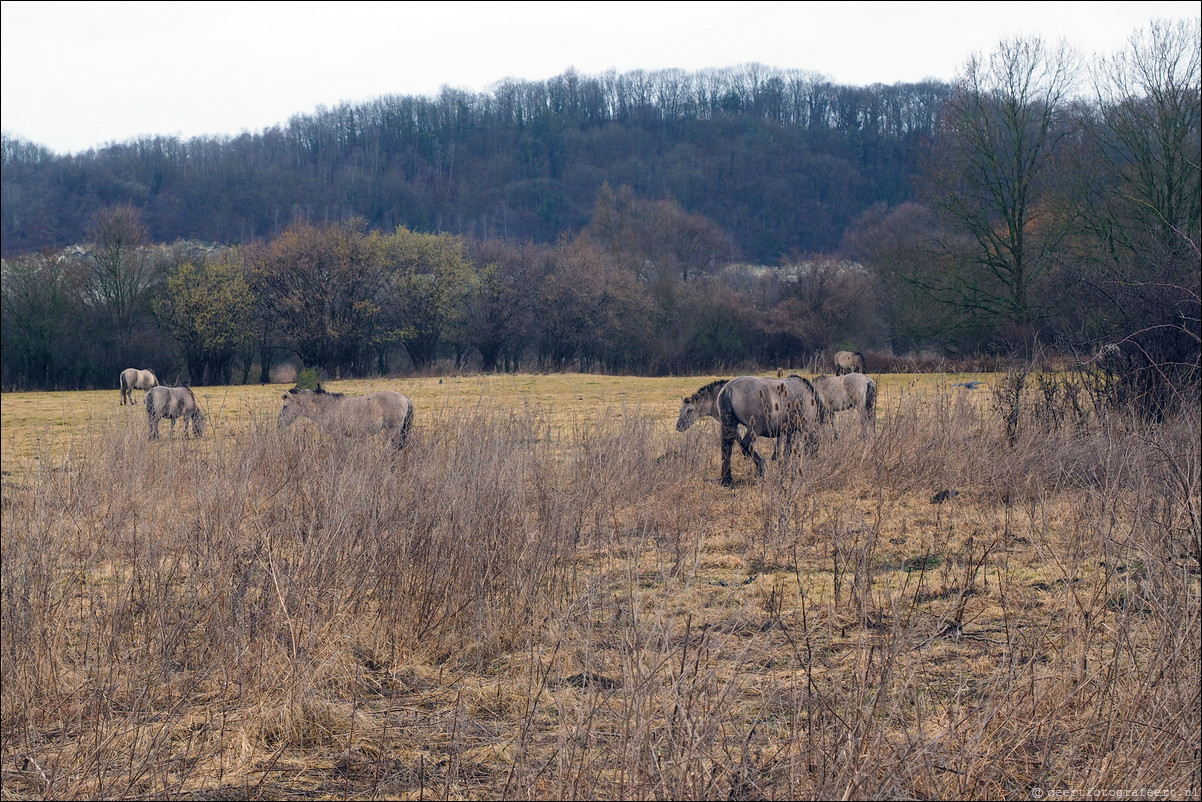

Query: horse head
[[279, 390, 301, 428], [676, 395, 701, 431]]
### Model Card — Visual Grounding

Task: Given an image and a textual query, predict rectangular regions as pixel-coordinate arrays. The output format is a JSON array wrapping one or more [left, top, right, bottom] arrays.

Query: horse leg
[[386, 425, 403, 450], [720, 426, 735, 486], [804, 426, 819, 458], [740, 430, 766, 477]]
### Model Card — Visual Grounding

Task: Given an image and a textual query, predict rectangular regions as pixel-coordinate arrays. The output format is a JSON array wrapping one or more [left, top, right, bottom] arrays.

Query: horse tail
[[716, 382, 735, 425], [811, 378, 829, 423], [863, 379, 878, 433], [397, 397, 414, 449], [144, 386, 156, 430]]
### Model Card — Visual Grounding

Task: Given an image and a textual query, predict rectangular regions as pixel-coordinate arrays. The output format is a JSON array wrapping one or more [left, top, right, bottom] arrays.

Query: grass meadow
[[1, 372, 1199, 800]]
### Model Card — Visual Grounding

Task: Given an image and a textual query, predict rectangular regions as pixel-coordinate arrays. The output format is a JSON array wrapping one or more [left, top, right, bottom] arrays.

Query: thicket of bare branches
[[2, 382, 1198, 799]]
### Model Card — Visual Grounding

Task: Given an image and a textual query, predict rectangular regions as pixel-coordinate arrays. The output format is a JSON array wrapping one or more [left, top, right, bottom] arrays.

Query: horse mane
[[691, 379, 728, 399], [287, 383, 345, 399], [788, 374, 828, 416]]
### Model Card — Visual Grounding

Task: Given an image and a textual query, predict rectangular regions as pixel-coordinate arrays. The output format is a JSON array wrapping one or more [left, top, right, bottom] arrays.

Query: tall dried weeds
[[2, 384, 1198, 799]]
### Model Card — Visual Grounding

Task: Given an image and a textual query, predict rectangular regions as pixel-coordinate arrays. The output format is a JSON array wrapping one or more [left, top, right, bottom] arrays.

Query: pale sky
[[2, 1, 1198, 155]]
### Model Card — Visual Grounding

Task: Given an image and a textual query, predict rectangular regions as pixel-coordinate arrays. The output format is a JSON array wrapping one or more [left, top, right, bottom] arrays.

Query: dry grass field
[[1, 372, 1198, 800]]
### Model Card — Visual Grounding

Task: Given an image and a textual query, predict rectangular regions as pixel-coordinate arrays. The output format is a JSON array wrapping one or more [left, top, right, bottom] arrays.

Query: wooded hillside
[[2, 24, 1198, 405], [2, 65, 943, 261]]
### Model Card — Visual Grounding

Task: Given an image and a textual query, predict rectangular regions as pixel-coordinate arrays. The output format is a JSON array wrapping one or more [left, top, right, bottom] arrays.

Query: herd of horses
[[125, 368, 415, 448], [121, 349, 872, 487], [676, 367, 875, 485]]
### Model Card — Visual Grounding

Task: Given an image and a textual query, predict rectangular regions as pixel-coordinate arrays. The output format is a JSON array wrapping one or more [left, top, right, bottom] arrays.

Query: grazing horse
[[716, 375, 826, 485], [811, 373, 877, 438], [120, 368, 158, 405], [833, 350, 866, 376], [146, 385, 205, 439], [675, 379, 728, 432], [677, 377, 782, 466], [278, 383, 414, 449]]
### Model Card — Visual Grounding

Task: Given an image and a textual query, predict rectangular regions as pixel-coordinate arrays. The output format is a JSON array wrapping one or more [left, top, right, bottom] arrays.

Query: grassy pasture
[[0, 372, 987, 465], [1, 372, 1197, 800]]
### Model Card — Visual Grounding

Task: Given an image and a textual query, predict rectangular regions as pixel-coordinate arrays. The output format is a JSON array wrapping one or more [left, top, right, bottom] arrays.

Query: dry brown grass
[[1, 373, 1198, 800]]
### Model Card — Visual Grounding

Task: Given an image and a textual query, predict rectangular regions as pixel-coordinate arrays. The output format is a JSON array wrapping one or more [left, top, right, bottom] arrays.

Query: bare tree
[[1073, 18, 1201, 419], [1090, 17, 1200, 250], [247, 220, 389, 376], [85, 205, 159, 355], [924, 37, 1078, 336], [0, 252, 89, 388], [463, 238, 543, 372]]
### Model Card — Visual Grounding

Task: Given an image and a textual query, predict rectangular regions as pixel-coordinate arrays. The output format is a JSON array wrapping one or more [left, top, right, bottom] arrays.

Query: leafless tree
[[85, 205, 159, 353], [924, 38, 1079, 335]]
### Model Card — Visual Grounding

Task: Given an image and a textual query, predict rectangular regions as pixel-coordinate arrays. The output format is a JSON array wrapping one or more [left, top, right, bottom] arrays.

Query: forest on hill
[[1, 64, 943, 261], [1, 21, 1198, 410]]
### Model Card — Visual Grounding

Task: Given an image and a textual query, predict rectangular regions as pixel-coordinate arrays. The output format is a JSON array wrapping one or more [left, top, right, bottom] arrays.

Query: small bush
[[294, 366, 325, 389]]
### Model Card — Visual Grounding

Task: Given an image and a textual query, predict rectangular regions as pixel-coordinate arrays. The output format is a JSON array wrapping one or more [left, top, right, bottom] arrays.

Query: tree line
[[1, 64, 944, 262], [2, 21, 1198, 411], [2, 187, 876, 388]]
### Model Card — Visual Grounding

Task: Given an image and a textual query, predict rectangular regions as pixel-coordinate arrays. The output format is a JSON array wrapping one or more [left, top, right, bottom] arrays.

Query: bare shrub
[[2, 384, 1198, 799]]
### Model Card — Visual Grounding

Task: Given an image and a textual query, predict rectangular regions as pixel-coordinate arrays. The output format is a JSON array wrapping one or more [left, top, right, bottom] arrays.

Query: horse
[[833, 350, 866, 376], [679, 378, 782, 466], [715, 375, 826, 485], [278, 383, 414, 449], [675, 379, 728, 432], [145, 385, 205, 440], [810, 373, 877, 438], [120, 368, 158, 405]]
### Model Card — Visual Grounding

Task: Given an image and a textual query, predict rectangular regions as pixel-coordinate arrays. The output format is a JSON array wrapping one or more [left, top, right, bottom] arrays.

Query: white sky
[[2, 1, 1198, 155]]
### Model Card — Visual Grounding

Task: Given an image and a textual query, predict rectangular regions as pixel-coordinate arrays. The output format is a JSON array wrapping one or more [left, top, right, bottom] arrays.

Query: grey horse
[[675, 379, 729, 432], [716, 375, 825, 485], [278, 383, 414, 449], [833, 350, 866, 376], [146, 385, 205, 439], [120, 368, 158, 405], [810, 373, 877, 438]]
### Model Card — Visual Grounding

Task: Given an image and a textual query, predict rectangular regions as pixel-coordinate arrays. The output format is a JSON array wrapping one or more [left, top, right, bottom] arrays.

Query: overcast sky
[[2, 1, 1198, 155]]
